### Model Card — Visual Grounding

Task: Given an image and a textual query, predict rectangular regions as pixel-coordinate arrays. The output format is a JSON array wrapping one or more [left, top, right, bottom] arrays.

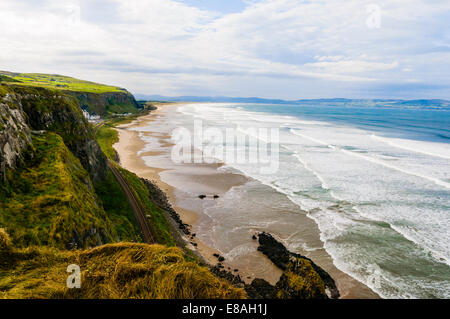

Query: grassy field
[[0, 71, 125, 94]]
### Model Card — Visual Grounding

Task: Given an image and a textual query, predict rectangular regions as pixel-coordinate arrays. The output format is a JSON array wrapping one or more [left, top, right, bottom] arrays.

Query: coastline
[[112, 104, 256, 270], [113, 103, 380, 298]]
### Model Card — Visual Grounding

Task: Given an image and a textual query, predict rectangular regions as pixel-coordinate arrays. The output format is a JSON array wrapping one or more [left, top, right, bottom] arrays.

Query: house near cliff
[[82, 109, 101, 122]]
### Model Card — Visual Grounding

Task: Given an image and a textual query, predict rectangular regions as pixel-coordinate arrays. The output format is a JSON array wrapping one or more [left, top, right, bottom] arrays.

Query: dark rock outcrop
[[66, 227, 111, 250], [210, 266, 245, 287], [245, 278, 276, 299], [257, 232, 340, 299]]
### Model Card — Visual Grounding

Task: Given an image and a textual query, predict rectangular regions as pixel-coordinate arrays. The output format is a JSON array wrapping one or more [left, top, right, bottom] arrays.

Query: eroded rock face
[[0, 86, 107, 182], [0, 93, 32, 181], [11, 87, 107, 182]]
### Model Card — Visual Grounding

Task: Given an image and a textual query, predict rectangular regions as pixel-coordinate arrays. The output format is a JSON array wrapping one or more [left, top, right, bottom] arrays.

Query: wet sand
[[113, 103, 379, 298], [112, 105, 280, 278]]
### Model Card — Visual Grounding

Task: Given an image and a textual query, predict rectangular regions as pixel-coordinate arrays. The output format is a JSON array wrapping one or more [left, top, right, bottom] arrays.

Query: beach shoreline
[[112, 103, 380, 298], [112, 104, 262, 273]]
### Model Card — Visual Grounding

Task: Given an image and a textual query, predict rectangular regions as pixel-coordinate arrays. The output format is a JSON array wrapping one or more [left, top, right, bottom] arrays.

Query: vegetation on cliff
[[0, 230, 245, 299], [0, 74, 339, 299], [93, 170, 140, 242], [95, 119, 176, 246], [1, 85, 108, 182], [0, 75, 20, 83], [0, 81, 243, 299], [118, 166, 176, 246], [0, 71, 125, 94], [96, 126, 120, 161], [0, 71, 140, 116], [0, 132, 129, 248]]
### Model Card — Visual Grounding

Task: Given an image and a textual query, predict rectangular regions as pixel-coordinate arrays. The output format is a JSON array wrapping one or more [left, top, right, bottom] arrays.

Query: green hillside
[[0, 71, 140, 116], [0, 71, 125, 94], [0, 132, 131, 248]]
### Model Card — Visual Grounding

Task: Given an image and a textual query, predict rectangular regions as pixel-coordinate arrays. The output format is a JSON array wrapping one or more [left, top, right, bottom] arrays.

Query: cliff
[[0, 84, 137, 249], [66, 91, 139, 116], [0, 87, 32, 182], [0, 80, 247, 299], [0, 76, 339, 299], [0, 132, 117, 248], [0, 85, 107, 182], [0, 71, 141, 117]]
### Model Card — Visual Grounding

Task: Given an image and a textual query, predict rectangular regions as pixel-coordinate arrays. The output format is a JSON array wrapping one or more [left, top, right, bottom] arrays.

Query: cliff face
[[0, 85, 107, 182], [0, 90, 32, 181], [66, 91, 139, 116], [0, 84, 139, 248]]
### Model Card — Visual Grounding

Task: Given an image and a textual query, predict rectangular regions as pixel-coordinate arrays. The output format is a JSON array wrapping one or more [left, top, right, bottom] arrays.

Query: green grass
[[0, 71, 125, 94], [0, 133, 117, 248], [94, 170, 141, 243], [1, 72, 141, 116], [94, 113, 176, 247], [105, 103, 140, 114], [103, 109, 150, 124], [0, 75, 20, 83], [95, 110, 150, 161], [0, 232, 246, 299], [118, 166, 176, 246], [96, 126, 119, 161]]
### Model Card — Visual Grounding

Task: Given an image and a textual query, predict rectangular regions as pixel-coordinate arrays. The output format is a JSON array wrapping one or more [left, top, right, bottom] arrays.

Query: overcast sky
[[1, 0, 449, 99]]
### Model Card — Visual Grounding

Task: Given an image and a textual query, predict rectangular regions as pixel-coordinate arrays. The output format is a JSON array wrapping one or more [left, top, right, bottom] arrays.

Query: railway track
[[108, 161, 155, 244]]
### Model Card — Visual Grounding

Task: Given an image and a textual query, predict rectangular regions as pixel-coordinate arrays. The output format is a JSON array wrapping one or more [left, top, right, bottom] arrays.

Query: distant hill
[[135, 94, 290, 104], [135, 94, 450, 108]]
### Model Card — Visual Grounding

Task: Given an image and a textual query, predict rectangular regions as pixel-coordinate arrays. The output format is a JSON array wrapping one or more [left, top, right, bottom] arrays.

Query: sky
[[0, 0, 449, 99]]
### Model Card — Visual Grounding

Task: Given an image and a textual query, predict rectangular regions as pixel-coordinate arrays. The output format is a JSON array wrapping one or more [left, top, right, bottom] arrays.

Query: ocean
[[174, 101, 450, 299]]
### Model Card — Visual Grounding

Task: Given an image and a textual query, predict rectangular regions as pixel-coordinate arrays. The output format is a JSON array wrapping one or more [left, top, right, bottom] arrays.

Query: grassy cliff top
[[0, 71, 127, 94], [0, 236, 245, 299]]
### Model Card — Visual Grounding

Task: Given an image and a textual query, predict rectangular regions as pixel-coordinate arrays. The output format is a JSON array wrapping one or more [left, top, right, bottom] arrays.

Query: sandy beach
[[113, 103, 380, 298], [112, 104, 267, 272]]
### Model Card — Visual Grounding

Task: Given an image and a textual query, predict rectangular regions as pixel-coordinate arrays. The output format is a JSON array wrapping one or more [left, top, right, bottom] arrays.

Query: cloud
[[304, 60, 399, 74], [0, 0, 449, 99]]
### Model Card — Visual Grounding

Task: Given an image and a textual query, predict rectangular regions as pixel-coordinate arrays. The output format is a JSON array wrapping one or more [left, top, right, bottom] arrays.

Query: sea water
[[174, 101, 450, 299]]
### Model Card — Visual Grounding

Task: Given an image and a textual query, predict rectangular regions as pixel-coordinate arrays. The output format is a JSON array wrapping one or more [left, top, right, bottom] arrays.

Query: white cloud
[[305, 60, 399, 74], [0, 0, 449, 98]]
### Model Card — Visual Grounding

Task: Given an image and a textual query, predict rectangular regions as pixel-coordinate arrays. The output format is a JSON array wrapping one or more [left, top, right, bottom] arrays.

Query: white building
[[82, 109, 101, 121]]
